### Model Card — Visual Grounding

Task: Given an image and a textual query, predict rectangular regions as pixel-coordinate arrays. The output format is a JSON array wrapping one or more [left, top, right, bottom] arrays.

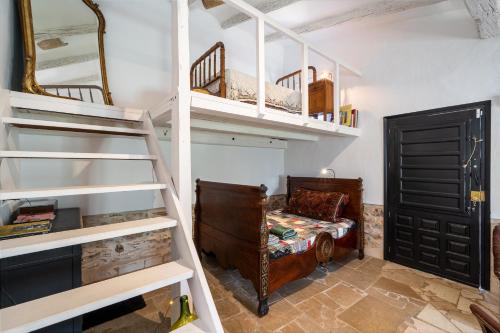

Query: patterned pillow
[[285, 188, 349, 222]]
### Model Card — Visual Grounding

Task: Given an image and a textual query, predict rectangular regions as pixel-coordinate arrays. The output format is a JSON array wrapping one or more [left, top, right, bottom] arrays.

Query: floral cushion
[[266, 209, 356, 259], [285, 188, 349, 223]]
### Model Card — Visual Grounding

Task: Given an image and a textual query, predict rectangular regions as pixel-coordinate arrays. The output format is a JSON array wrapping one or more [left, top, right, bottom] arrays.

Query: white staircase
[[0, 91, 223, 333]]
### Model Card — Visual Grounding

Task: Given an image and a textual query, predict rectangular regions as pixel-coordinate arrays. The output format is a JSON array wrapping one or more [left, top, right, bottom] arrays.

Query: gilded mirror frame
[[18, 0, 114, 105]]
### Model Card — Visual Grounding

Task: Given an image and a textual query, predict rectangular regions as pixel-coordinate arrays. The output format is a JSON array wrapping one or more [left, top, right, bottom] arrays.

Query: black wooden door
[[384, 101, 490, 288]]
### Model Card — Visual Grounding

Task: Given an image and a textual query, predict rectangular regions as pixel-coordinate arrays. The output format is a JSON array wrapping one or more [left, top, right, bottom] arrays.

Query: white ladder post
[[170, 0, 193, 323], [256, 17, 265, 115], [301, 43, 309, 121], [171, 0, 193, 228]]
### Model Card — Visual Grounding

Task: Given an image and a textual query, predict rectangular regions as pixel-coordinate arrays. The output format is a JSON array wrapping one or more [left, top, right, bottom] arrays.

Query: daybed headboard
[[195, 179, 267, 245], [190, 42, 226, 98], [276, 66, 317, 92], [286, 176, 363, 223]]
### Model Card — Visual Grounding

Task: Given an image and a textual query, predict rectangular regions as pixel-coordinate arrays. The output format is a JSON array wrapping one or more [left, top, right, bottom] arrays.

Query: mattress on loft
[[206, 69, 302, 114]]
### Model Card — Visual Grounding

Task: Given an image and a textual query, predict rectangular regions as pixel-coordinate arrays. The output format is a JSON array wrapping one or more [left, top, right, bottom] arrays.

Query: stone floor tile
[[215, 297, 243, 320], [331, 265, 380, 290], [338, 295, 409, 333], [222, 312, 261, 333], [456, 296, 475, 313], [258, 299, 301, 332], [460, 289, 483, 300], [293, 313, 333, 333], [276, 321, 307, 333], [404, 318, 448, 333], [278, 279, 329, 305], [372, 277, 423, 301], [416, 304, 461, 333], [423, 280, 461, 304], [444, 309, 482, 331], [324, 283, 365, 308]]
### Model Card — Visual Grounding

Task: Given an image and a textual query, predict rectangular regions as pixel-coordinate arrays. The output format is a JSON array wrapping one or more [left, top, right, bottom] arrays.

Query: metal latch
[[471, 191, 485, 202]]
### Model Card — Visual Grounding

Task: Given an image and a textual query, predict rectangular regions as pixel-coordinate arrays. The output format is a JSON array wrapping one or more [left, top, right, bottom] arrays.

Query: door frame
[[383, 101, 491, 289]]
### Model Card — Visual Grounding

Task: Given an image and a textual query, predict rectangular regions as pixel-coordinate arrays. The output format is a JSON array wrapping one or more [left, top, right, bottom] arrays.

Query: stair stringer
[[143, 113, 223, 333]]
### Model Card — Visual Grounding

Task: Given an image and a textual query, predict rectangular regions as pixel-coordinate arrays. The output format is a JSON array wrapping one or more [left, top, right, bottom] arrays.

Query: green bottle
[[170, 295, 197, 331]]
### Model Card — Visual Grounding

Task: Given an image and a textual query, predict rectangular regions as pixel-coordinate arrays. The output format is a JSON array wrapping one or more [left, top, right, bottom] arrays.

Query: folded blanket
[[270, 224, 297, 240], [268, 234, 280, 246]]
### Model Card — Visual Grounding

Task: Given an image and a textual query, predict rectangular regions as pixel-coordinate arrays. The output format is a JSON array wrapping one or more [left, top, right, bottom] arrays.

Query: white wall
[[189, 5, 286, 82], [285, 6, 500, 217], [0, 0, 15, 90]]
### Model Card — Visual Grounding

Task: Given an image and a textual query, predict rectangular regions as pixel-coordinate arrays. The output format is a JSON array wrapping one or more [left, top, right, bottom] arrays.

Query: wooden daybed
[[190, 42, 334, 118], [194, 176, 364, 316]]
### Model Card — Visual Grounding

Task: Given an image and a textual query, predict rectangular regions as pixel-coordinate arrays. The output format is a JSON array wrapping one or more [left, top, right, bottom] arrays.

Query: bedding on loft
[[190, 42, 333, 118]]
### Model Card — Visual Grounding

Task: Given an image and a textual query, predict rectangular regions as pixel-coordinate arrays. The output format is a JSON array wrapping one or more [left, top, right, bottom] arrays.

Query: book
[[0, 220, 52, 240], [339, 105, 359, 128]]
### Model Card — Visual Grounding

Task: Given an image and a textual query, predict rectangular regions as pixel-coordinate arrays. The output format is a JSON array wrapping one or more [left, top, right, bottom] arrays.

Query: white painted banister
[[257, 17, 266, 115], [301, 43, 309, 119], [335, 62, 341, 126]]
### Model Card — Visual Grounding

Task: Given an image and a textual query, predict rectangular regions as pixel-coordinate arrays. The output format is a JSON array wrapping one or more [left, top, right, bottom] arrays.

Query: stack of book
[[340, 105, 359, 128], [0, 199, 57, 240]]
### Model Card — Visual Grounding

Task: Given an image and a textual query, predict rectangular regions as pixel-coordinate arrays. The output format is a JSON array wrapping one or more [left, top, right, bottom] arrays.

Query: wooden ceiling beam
[[464, 0, 499, 38], [266, 0, 447, 42], [221, 0, 301, 29]]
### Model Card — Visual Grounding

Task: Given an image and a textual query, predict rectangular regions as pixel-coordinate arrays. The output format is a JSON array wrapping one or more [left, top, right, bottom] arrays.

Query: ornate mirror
[[19, 0, 113, 105]]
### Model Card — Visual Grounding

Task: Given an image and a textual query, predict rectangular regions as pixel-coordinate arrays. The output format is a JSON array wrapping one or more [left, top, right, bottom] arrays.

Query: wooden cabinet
[[308, 79, 333, 120]]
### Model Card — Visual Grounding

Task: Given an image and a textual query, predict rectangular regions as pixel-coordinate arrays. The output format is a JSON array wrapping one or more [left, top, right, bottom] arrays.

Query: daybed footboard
[[194, 180, 270, 315]]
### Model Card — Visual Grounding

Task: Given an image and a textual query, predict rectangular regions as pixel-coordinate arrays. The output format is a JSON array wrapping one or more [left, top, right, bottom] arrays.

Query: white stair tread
[[0, 151, 157, 160], [2, 117, 149, 136], [171, 320, 208, 332], [0, 261, 194, 333], [0, 183, 167, 200], [10, 91, 145, 122], [0, 216, 176, 259]]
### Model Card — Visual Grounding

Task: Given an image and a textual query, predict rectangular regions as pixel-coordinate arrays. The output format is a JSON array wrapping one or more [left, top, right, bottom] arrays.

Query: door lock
[[471, 191, 486, 203]]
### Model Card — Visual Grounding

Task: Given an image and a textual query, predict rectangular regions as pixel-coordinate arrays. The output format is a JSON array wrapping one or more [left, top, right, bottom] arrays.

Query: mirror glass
[[31, 0, 105, 103]]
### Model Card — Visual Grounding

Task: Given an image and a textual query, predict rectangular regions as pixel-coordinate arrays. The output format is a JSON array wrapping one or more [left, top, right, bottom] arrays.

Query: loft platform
[[151, 91, 361, 139]]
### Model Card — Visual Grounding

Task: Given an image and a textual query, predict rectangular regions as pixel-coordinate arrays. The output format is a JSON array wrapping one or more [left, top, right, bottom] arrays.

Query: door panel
[[385, 102, 490, 288]]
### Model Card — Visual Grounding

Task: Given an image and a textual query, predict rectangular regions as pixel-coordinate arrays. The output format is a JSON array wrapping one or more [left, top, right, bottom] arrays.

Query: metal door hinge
[[471, 190, 486, 202]]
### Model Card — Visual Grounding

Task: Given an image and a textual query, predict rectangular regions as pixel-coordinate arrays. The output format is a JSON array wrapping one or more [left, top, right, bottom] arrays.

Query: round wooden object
[[315, 232, 334, 264]]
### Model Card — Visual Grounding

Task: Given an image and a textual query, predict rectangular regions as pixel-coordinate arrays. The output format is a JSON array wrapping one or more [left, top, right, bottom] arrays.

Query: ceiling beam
[[464, 0, 499, 38], [266, 0, 447, 42], [221, 0, 301, 29]]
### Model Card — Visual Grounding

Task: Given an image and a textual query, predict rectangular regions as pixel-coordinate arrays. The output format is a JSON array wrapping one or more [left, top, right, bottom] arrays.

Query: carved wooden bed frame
[[190, 42, 318, 100], [275, 66, 317, 91], [194, 176, 364, 316]]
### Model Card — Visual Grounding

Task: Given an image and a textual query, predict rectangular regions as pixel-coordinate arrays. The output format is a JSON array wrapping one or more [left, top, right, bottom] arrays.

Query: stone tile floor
[[85, 254, 499, 333], [205, 254, 499, 333]]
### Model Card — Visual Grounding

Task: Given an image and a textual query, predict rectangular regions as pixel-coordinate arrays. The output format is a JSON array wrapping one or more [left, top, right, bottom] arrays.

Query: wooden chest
[[308, 79, 333, 120]]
